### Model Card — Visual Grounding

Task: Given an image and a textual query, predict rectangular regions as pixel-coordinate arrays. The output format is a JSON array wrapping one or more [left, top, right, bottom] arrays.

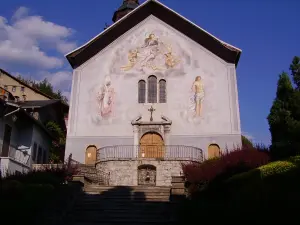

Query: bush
[[178, 156, 300, 225], [182, 147, 270, 194], [3, 165, 79, 186]]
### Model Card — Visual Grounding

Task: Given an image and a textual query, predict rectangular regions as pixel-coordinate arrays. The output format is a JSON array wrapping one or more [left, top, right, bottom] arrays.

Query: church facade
[[65, 0, 242, 186]]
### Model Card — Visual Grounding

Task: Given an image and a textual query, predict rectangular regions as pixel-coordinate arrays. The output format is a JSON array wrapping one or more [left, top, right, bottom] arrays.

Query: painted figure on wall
[[97, 75, 115, 118], [121, 33, 180, 72], [190, 76, 204, 117]]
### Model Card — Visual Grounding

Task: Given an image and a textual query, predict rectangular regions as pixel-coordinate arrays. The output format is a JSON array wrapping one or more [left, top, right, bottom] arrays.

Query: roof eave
[[66, 0, 242, 68], [65, 0, 150, 61]]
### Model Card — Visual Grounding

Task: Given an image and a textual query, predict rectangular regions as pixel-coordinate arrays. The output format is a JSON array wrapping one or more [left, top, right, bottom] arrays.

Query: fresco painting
[[121, 33, 181, 72], [89, 30, 209, 126], [190, 76, 205, 117]]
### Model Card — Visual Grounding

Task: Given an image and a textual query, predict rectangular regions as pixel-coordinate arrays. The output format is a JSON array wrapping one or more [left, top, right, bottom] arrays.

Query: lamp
[[142, 152, 145, 158]]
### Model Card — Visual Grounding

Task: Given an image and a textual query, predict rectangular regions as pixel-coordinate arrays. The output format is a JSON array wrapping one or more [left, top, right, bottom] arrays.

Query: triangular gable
[[66, 0, 241, 69]]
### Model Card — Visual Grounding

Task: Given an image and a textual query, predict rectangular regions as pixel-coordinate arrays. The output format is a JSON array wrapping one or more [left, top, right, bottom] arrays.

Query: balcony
[[97, 145, 203, 163]]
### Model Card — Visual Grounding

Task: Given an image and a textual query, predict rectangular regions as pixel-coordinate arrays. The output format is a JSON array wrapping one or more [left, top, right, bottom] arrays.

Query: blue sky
[[0, 0, 299, 145]]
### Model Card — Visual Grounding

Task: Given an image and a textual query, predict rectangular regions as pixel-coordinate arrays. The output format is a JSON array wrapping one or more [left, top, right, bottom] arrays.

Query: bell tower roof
[[112, 0, 140, 22]]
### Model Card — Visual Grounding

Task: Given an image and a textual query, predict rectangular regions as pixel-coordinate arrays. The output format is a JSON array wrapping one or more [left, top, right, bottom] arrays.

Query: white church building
[[65, 0, 242, 186]]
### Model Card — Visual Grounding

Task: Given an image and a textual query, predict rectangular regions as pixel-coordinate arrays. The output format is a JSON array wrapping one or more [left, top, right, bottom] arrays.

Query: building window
[[147, 75, 157, 103], [159, 79, 166, 103], [21, 87, 25, 92], [4, 85, 7, 90], [32, 143, 37, 162], [12, 86, 16, 92], [138, 80, 146, 103]]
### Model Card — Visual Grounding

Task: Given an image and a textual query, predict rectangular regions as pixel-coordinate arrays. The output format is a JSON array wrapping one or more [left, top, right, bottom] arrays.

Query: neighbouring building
[[65, 0, 242, 186], [0, 68, 69, 176], [0, 68, 53, 102]]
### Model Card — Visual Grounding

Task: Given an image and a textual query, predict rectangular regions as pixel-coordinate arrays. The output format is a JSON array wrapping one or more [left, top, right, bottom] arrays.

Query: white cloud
[[0, 7, 77, 69], [11, 6, 29, 21], [44, 70, 72, 91], [56, 41, 77, 54]]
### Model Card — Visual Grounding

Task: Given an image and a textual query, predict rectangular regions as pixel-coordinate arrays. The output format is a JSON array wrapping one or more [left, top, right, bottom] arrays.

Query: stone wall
[[96, 159, 185, 186]]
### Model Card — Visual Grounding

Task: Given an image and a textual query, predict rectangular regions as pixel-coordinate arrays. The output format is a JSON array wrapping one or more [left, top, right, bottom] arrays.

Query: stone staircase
[[65, 185, 176, 225]]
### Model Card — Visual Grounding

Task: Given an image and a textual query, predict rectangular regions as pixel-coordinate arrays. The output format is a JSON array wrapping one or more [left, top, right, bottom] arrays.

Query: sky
[[0, 0, 299, 145]]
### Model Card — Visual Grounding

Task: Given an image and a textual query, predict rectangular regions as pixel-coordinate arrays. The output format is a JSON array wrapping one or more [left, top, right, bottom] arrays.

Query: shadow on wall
[[65, 186, 177, 224]]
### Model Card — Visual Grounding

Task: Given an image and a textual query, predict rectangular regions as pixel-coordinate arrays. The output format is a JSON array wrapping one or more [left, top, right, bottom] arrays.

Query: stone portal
[[138, 164, 156, 186]]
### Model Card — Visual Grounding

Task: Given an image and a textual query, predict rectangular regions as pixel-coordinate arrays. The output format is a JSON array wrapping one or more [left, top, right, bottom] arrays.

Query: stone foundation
[[96, 160, 187, 186]]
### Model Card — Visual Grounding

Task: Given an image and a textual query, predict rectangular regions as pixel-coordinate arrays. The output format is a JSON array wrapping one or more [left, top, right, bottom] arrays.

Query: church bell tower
[[112, 0, 140, 22]]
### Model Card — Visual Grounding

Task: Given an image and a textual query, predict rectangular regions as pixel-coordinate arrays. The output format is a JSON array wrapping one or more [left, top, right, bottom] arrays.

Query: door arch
[[208, 144, 221, 159], [85, 145, 97, 165], [140, 132, 164, 158]]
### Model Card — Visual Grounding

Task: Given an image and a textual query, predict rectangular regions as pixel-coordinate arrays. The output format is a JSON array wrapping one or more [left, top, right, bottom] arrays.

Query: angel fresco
[[121, 33, 180, 72], [97, 75, 115, 118]]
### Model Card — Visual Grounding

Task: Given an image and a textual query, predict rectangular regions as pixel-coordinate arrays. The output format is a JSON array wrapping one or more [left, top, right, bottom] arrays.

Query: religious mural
[[190, 76, 205, 117], [85, 20, 219, 129], [179, 75, 208, 124], [88, 75, 118, 125], [121, 33, 181, 72]]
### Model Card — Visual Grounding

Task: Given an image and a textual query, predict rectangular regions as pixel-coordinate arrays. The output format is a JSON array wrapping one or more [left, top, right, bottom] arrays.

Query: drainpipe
[[4, 108, 20, 117]]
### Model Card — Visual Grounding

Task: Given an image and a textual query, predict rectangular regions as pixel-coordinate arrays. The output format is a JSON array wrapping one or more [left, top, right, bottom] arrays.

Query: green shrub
[[179, 155, 300, 225]]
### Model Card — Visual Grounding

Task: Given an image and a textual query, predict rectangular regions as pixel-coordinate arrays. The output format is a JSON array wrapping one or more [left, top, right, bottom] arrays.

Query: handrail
[[0, 144, 31, 167], [96, 145, 203, 163]]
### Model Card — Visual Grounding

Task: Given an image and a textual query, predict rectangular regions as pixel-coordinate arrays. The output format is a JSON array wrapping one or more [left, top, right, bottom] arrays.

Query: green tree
[[268, 67, 300, 159], [290, 56, 300, 90], [267, 72, 295, 159], [46, 121, 66, 163]]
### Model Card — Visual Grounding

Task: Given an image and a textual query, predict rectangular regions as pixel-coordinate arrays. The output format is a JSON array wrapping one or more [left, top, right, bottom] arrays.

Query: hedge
[[178, 156, 300, 225]]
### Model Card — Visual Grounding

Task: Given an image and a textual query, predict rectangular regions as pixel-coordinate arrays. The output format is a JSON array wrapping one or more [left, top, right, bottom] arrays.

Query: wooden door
[[140, 133, 164, 158], [85, 145, 97, 165], [208, 144, 221, 159], [2, 124, 12, 157]]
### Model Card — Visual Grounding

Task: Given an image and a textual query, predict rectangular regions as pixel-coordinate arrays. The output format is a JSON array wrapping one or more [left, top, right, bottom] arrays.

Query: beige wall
[[0, 71, 50, 101]]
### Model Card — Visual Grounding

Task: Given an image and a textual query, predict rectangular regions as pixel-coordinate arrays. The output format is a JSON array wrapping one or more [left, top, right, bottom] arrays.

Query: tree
[[268, 61, 300, 159], [46, 121, 66, 163], [290, 56, 300, 90], [267, 72, 296, 159]]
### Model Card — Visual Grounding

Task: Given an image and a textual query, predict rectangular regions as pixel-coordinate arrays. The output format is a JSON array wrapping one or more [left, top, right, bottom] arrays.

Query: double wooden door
[[139, 133, 164, 158]]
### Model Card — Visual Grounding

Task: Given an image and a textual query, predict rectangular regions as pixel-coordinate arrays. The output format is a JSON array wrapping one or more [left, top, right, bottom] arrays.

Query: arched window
[[138, 80, 146, 103], [148, 76, 157, 103], [159, 79, 166, 103]]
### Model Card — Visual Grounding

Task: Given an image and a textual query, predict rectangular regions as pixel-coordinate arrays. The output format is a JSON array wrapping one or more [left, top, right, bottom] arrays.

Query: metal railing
[[97, 145, 203, 163], [0, 144, 31, 167]]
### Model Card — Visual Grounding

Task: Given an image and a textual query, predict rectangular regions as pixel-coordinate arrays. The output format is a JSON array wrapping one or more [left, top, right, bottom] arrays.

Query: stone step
[[73, 206, 171, 212], [83, 195, 170, 200], [84, 191, 170, 195], [84, 189, 170, 193], [78, 198, 170, 204], [70, 216, 172, 223], [75, 201, 172, 207], [72, 222, 172, 225], [84, 186, 170, 191]]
